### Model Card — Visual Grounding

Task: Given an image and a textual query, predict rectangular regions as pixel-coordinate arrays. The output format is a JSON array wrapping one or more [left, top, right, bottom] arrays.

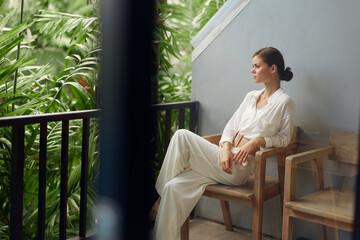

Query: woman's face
[[251, 55, 275, 84]]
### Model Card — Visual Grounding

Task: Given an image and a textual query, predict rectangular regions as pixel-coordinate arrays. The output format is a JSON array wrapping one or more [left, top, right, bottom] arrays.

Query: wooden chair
[[181, 126, 300, 240], [282, 129, 359, 240]]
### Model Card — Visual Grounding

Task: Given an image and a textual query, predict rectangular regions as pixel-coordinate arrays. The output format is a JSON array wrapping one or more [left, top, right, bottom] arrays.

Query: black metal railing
[[0, 109, 100, 240], [153, 101, 199, 152], [1, 101, 198, 239]]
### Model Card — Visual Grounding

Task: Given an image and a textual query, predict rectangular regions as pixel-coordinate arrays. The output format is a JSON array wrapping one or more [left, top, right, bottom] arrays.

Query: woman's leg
[[152, 170, 215, 240], [156, 129, 250, 196], [153, 129, 251, 239]]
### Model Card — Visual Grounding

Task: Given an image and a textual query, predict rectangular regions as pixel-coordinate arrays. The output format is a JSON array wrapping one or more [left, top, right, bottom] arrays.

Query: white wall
[[192, 0, 360, 238]]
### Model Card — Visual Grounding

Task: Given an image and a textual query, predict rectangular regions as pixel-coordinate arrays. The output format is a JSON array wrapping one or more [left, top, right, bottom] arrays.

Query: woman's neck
[[263, 78, 280, 99]]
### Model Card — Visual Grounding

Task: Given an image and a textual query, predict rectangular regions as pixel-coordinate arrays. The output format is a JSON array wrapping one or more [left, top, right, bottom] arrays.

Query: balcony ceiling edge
[[191, 0, 251, 62]]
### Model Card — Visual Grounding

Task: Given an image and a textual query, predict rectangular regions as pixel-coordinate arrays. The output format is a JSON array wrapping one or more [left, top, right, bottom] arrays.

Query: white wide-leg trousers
[[152, 129, 252, 240]]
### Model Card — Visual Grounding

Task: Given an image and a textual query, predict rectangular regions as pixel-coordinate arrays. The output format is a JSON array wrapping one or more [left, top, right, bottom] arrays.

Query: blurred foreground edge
[[99, 1, 155, 240]]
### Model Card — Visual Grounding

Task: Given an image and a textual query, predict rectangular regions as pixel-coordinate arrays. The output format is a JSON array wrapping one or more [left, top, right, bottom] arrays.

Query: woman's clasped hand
[[220, 138, 264, 174], [232, 139, 258, 165]]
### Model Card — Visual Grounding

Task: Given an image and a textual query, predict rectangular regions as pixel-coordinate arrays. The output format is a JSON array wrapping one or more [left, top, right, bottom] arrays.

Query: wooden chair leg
[[220, 200, 233, 231], [315, 224, 325, 240], [323, 226, 339, 240], [252, 198, 264, 240], [281, 209, 293, 240], [180, 216, 190, 240], [277, 153, 287, 215], [252, 154, 266, 240]]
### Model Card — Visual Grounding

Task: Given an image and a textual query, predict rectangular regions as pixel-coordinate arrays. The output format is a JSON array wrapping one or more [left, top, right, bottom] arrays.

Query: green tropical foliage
[[153, 0, 227, 177], [0, 0, 100, 238], [156, 0, 227, 103]]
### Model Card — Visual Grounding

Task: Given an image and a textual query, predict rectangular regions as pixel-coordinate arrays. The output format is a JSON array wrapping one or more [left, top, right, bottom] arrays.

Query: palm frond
[[0, 9, 16, 31], [35, 11, 98, 44]]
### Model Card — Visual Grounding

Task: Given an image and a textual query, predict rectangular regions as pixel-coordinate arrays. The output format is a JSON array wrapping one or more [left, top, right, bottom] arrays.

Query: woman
[[152, 47, 295, 240]]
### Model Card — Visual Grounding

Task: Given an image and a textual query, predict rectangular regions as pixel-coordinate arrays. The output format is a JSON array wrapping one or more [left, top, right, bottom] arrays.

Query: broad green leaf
[[0, 22, 29, 46], [0, 35, 24, 60], [0, 56, 37, 85], [0, 95, 35, 109]]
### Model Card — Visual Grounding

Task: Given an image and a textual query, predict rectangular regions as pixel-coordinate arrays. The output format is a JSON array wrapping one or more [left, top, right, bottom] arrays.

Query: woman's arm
[[219, 112, 240, 147], [219, 94, 252, 173], [263, 99, 295, 148], [219, 93, 250, 147], [220, 141, 233, 174]]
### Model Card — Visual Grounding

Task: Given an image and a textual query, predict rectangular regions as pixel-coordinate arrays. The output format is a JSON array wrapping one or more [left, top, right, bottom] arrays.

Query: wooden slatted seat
[[181, 126, 300, 240], [284, 189, 355, 230], [282, 129, 359, 239], [203, 175, 279, 204]]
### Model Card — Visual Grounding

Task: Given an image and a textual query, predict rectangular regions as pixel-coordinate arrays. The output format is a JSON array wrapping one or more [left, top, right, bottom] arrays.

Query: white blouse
[[219, 88, 295, 149]]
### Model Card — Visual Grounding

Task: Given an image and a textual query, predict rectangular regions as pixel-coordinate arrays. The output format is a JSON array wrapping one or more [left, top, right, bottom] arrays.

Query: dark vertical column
[[60, 120, 69, 240], [80, 118, 90, 237], [38, 122, 47, 240], [10, 125, 25, 240], [100, 0, 155, 239], [151, 0, 159, 104]]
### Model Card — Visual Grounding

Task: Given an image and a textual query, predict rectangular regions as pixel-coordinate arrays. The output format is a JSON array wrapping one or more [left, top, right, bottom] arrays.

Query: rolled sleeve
[[264, 136, 273, 148], [219, 136, 234, 147], [219, 121, 237, 147]]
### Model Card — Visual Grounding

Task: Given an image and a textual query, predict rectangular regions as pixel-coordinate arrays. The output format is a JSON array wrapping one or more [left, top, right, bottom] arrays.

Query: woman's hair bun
[[281, 67, 293, 82]]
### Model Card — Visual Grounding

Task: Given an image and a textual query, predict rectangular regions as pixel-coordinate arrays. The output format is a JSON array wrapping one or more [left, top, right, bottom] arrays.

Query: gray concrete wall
[[192, 0, 360, 239]]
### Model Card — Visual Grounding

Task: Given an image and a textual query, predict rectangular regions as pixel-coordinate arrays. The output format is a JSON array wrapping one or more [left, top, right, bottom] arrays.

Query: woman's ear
[[271, 65, 277, 73]]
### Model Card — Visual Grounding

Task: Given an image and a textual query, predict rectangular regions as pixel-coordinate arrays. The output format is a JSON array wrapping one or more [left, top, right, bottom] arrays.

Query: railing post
[[80, 118, 90, 237], [38, 122, 47, 240], [60, 120, 69, 240], [10, 124, 25, 240], [164, 110, 172, 152], [189, 101, 199, 134], [178, 108, 185, 129]]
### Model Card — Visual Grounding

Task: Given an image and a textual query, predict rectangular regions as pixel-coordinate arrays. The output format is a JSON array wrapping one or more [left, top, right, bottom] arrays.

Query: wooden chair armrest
[[202, 133, 222, 146], [284, 146, 333, 202], [285, 146, 334, 165], [202, 133, 222, 140], [255, 142, 298, 159]]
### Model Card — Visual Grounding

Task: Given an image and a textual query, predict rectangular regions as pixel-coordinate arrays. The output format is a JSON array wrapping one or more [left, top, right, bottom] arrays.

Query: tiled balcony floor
[[189, 218, 279, 240]]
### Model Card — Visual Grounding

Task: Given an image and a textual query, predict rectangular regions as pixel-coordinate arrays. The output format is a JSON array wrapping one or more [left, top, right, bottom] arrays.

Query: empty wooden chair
[[282, 129, 359, 240], [181, 126, 300, 240]]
